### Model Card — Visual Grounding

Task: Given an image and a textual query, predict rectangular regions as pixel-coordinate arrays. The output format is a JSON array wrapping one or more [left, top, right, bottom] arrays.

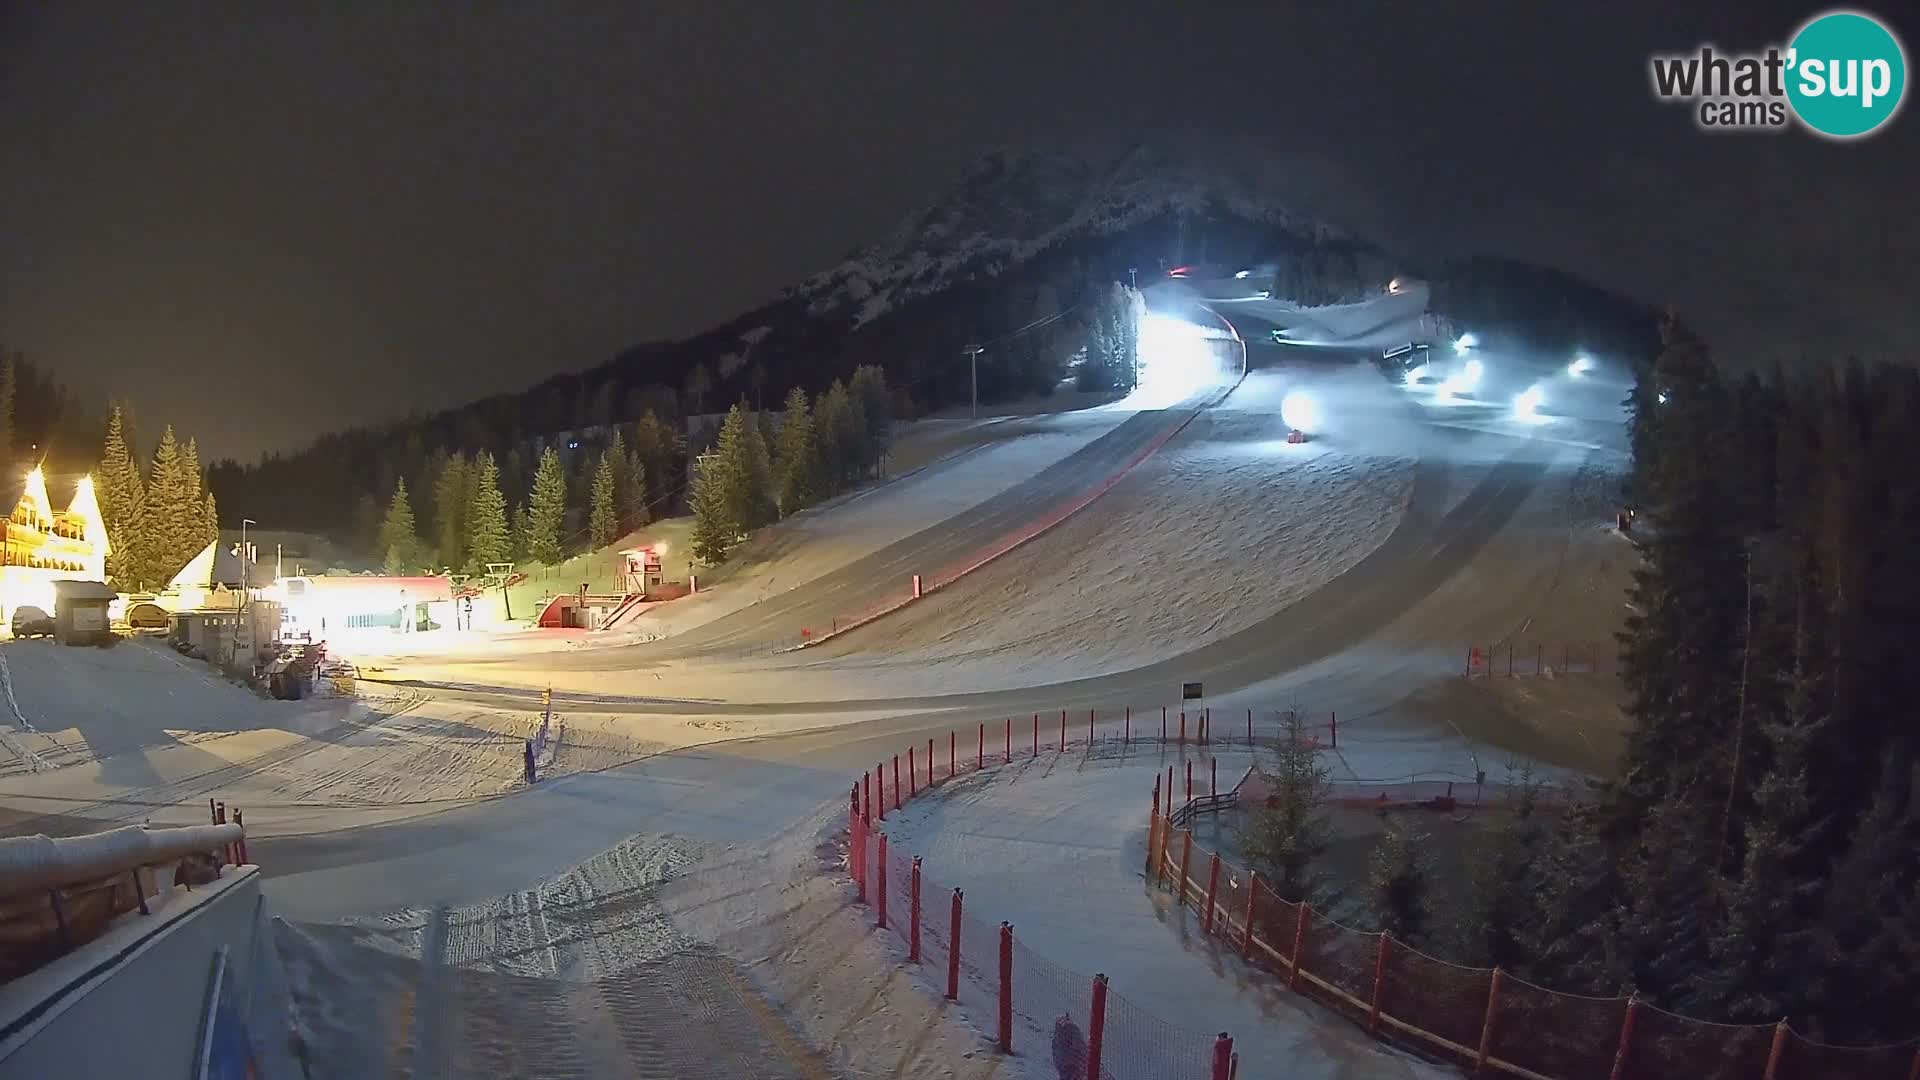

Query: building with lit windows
[[0, 467, 110, 624]]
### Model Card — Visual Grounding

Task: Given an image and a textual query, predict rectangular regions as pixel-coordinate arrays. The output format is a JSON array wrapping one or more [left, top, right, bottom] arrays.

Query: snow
[[812, 369, 1417, 692], [878, 749, 1451, 1079]]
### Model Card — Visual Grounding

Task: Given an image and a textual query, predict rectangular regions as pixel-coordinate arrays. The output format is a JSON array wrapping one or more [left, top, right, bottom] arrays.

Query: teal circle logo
[[1786, 10, 1907, 138]]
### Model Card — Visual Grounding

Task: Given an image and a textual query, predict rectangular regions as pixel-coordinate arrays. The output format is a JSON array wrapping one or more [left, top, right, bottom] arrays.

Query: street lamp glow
[[1453, 332, 1479, 355], [1568, 354, 1594, 376], [1281, 390, 1323, 434], [1234, 269, 1251, 279], [1513, 384, 1546, 421]]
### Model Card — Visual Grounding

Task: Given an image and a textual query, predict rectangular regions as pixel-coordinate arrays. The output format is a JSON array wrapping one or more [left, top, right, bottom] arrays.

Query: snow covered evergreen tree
[[589, 450, 617, 549], [1367, 814, 1432, 944], [525, 446, 568, 564], [378, 478, 423, 574], [464, 451, 511, 572], [774, 386, 821, 514], [1238, 711, 1330, 903], [98, 405, 149, 587]]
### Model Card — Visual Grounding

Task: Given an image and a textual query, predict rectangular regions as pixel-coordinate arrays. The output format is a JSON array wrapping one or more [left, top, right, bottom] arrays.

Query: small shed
[[51, 579, 116, 646]]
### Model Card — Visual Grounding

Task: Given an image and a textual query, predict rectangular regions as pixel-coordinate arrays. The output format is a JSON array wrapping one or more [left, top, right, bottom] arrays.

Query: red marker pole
[[997, 923, 1014, 1054], [946, 889, 963, 1000], [908, 747, 917, 797], [1185, 759, 1193, 803], [1005, 717, 1011, 763], [909, 857, 922, 962], [1032, 713, 1039, 758], [1179, 710, 1186, 743], [893, 755, 902, 810], [1211, 757, 1218, 798], [978, 723, 984, 770], [876, 764, 885, 820], [949, 732, 955, 778], [1058, 709, 1066, 752], [1088, 707, 1095, 746], [1161, 706, 1167, 742], [1086, 974, 1110, 1080], [928, 738, 935, 785]]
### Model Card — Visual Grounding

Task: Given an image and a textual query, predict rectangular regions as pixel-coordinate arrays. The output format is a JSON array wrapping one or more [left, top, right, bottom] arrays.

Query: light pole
[[1128, 267, 1137, 290], [964, 346, 985, 419], [239, 519, 255, 598]]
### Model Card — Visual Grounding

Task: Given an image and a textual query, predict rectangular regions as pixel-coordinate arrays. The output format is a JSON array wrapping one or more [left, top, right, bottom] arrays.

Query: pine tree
[[743, 410, 777, 528], [1455, 775, 1551, 968], [632, 410, 673, 509], [378, 478, 423, 574], [589, 450, 618, 549], [202, 490, 220, 557], [181, 436, 206, 550], [603, 428, 638, 531], [815, 382, 854, 494], [1692, 675, 1831, 1023], [622, 446, 649, 529], [849, 365, 892, 470], [1237, 711, 1331, 902], [1368, 814, 1432, 944], [98, 405, 149, 587], [525, 446, 567, 564], [688, 449, 736, 564], [145, 425, 199, 582], [1813, 793, 1920, 1043], [773, 386, 821, 513], [465, 451, 510, 573], [432, 452, 470, 572]]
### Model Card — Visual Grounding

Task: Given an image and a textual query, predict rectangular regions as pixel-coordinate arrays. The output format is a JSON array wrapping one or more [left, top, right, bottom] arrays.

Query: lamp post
[[239, 519, 255, 599]]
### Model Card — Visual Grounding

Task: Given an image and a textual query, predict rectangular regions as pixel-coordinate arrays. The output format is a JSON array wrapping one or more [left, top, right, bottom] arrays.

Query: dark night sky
[[2, 2, 1915, 460]]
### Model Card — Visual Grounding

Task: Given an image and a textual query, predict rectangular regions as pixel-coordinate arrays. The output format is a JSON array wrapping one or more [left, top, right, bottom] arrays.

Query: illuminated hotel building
[[0, 468, 110, 623]]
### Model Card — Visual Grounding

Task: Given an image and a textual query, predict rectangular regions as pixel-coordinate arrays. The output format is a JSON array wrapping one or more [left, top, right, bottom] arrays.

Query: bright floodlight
[[1514, 384, 1546, 421], [1281, 390, 1322, 433], [1657, 390, 1669, 405], [1135, 312, 1223, 407], [1388, 278, 1403, 294], [1568, 354, 1594, 376], [1234, 269, 1251, 279], [1453, 332, 1479, 355]]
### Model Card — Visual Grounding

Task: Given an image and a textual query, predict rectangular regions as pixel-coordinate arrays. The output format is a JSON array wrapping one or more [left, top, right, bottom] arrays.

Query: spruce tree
[[622, 446, 649, 528], [1813, 793, 1920, 1043], [814, 382, 853, 494], [743, 410, 777, 528], [849, 365, 891, 469], [378, 478, 423, 574], [632, 410, 673, 509], [465, 451, 510, 572], [589, 450, 618, 549], [604, 428, 638, 530], [202, 490, 220, 558], [525, 446, 567, 564], [432, 452, 470, 572], [1236, 711, 1331, 902], [98, 405, 149, 587], [1367, 814, 1432, 944], [688, 449, 737, 564], [145, 425, 199, 582], [774, 386, 821, 513], [182, 436, 206, 550], [1455, 775, 1551, 968]]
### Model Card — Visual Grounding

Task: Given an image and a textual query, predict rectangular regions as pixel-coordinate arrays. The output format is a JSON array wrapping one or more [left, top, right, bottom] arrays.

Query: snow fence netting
[[1488, 972, 1629, 1080]]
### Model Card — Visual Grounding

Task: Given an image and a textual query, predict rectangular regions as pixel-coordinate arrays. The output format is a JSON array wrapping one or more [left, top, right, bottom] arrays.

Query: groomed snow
[[812, 369, 1416, 692]]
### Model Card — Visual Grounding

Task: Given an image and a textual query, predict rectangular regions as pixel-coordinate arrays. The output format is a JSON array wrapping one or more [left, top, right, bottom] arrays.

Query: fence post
[[1203, 853, 1221, 935], [1211, 758, 1218, 798], [928, 738, 935, 785], [1186, 759, 1193, 803], [1246, 708, 1252, 745], [1089, 707, 1095, 746], [947, 889, 963, 1000], [1330, 710, 1337, 749], [1763, 1019, 1789, 1080], [1059, 708, 1066, 752], [1125, 705, 1131, 744], [1204, 706, 1211, 744], [877, 836, 889, 929], [1369, 934, 1390, 1035], [1086, 974, 1109, 1080], [909, 857, 922, 962], [864, 771, 872, 823], [1147, 778, 1162, 877], [1005, 717, 1011, 763], [893, 755, 902, 811], [1033, 713, 1039, 758], [948, 733, 954, 779], [1290, 904, 1310, 990], [1162, 706, 1167, 741], [1211, 1033, 1233, 1080], [1242, 872, 1259, 959], [1608, 995, 1640, 1080], [997, 923, 1013, 1054], [1178, 830, 1194, 907], [979, 723, 985, 770], [908, 747, 917, 797], [1475, 968, 1505, 1077], [1180, 710, 1187, 742], [850, 783, 859, 832], [877, 763, 886, 820]]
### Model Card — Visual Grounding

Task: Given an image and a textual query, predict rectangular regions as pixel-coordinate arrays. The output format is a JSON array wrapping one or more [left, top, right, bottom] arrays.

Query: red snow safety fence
[[1465, 640, 1616, 678], [1143, 799, 1920, 1080]]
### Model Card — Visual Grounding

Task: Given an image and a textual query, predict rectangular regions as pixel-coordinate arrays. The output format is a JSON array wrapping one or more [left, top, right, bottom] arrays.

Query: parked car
[[11, 606, 54, 638], [126, 602, 170, 630]]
